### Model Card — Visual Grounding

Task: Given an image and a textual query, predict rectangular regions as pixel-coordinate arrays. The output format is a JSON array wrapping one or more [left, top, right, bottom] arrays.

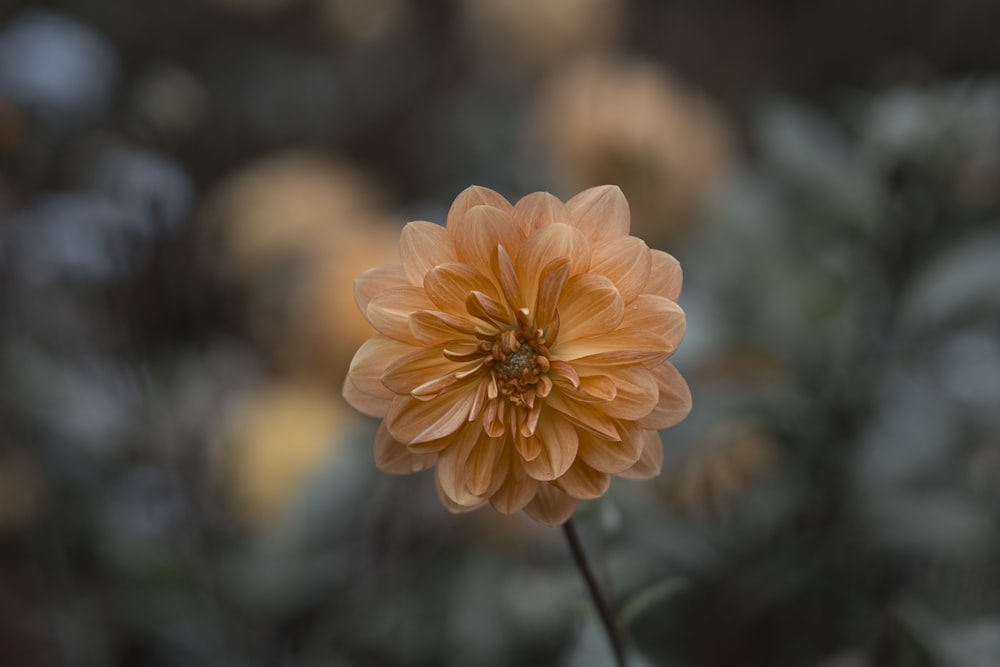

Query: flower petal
[[343, 376, 390, 417], [590, 236, 652, 304], [382, 345, 477, 396], [512, 191, 571, 235], [644, 249, 682, 301], [374, 422, 436, 474], [556, 294, 684, 364], [399, 221, 458, 285], [424, 262, 499, 316], [436, 424, 488, 506], [409, 310, 478, 344], [576, 421, 643, 473], [366, 286, 437, 344], [555, 459, 611, 500], [618, 429, 664, 480], [575, 364, 658, 420], [465, 433, 508, 497], [354, 264, 409, 313], [347, 335, 420, 398], [554, 273, 625, 343], [521, 410, 578, 481], [545, 388, 620, 441], [489, 451, 540, 514], [524, 483, 578, 526], [637, 361, 692, 429], [517, 224, 591, 314], [446, 186, 513, 229], [566, 185, 630, 243], [386, 383, 479, 444], [452, 204, 518, 278]]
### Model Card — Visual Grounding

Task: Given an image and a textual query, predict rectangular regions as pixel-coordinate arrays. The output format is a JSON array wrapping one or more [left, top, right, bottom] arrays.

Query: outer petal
[[446, 186, 513, 229], [365, 286, 437, 344], [381, 345, 476, 395], [589, 236, 652, 304], [512, 191, 571, 236], [545, 389, 621, 441], [524, 483, 578, 526], [575, 363, 659, 421], [436, 476, 488, 513], [566, 185, 630, 243], [452, 204, 519, 279], [576, 421, 643, 473], [400, 221, 458, 285], [644, 249, 683, 301], [347, 335, 420, 399], [436, 424, 489, 507], [618, 429, 664, 480], [354, 264, 410, 314], [386, 383, 479, 444], [424, 262, 500, 316], [343, 376, 390, 418], [637, 361, 692, 429], [556, 294, 684, 364], [521, 409, 579, 481], [374, 422, 436, 474], [555, 458, 611, 500], [489, 451, 540, 514]]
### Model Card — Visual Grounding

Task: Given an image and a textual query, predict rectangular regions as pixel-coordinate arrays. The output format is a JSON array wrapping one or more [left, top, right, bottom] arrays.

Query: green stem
[[562, 518, 626, 667]]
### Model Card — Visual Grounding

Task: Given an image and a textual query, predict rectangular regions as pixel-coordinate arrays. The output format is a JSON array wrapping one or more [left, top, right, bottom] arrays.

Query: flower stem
[[562, 518, 627, 667]]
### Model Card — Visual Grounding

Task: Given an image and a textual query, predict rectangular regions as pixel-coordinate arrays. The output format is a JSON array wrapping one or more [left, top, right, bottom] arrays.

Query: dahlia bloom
[[344, 185, 691, 525]]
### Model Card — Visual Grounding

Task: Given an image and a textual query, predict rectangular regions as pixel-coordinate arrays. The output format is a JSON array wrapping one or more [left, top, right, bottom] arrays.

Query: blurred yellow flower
[[344, 185, 691, 525], [533, 58, 734, 245]]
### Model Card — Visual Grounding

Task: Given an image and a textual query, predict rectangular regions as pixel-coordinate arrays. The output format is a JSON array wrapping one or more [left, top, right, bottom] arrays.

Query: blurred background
[[1, 0, 999, 665]]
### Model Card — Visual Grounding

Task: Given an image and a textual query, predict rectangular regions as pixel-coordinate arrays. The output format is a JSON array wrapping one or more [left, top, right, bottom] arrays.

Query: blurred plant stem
[[562, 518, 626, 667]]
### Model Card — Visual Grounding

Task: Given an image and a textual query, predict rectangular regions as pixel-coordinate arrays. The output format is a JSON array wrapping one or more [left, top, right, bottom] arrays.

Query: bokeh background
[[2, 1, 1000, 665]]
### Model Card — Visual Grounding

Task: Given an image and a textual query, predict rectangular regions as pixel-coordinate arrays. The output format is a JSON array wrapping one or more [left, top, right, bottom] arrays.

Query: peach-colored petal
[[436, 479, 488, 513], [590, 236, 652, 304], [382, 345, 477, 395], [354, 263, 409, 313], [577, 364, 658, 421], [524, 483, 578, 526], [556, 294, 684, 364], [424, 262, 499, 315], [465, 433, 509, 497], [556, 459, 611, 500], [489, 452, 540, 514], [409, 310, 478, 345], [644, 249, 682, 301], [521, 410, 578, 481], [436, 424, 488, 506], [512, 191, 571, 236], [637, 361, 692, 429], [566, 185, 630, 243], [347, 335, 420, 398], [576, 421, 643, 473], [445, 185, 513, 229], [534, 258, 571, 331], [517, 224, 591, 312], [452, 204, 518, 278], [553, 273, 624, 343], [374, 422, 436, 474], [386, 383, 479, 444], [365, 286, 437, 344], [618, 429, 664, 480], [545, 389, 620, 441], [343, 376, 390, 418], [399, 221, 458, 285]]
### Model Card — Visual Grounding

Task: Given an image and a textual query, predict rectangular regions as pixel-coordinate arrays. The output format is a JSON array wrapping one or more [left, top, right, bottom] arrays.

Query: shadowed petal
[[566, 185, 630, 243], [436, 424, 489, 506], [375, 422, 436, 474], [619, 429, 664, 480], [555, 459, 611, 500], [577, 422, 644, 473], [400, 221, 458, 284], [347, 335, 420, 398], [446, 186, 513, 229], [522, 410, 578, 481], [343, 376, 390, 418], [489, 452, 540, 514], [575, 364, 658, 420], [386, 383, 478, 444], [637, 361, 692, 429], [545, 389, 620, 440], [590, 236, 652, 304], [644, 249, 683, 301], [524, 483, 578, 526], [355, 264, 409, 313], [465, 432, 508, 497], [424, 262, 499, 315], [366, 286, 437, 344]]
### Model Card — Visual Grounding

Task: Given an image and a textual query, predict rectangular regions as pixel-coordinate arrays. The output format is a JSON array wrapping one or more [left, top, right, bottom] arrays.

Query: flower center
[[496, 345, 537, 380]]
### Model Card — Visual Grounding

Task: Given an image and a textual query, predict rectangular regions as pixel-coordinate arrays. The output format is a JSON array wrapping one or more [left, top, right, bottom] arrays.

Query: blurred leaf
[[619, 577, 687, 629]]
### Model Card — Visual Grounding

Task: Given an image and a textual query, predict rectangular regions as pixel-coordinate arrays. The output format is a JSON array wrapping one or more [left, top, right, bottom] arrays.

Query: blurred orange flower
[[344, 185, 691, 525]]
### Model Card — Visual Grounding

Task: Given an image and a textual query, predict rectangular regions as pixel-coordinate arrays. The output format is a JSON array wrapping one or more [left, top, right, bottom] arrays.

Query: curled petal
[[590, 236, 652, 304], [575, 364, 658, 420], [524, 483, 578, 526], [347, 335, 420, 399], [619, 430, 664, 480], [637, 361, 692, 429], [489, 452, 540, 514], [400, 221, 457, 285], [555, 459, 611, 500], [446, 186, 513, 229], [545, 389, 620, 441], [566, 185, 630, 243], [382, 346, 465, 395], [521, 410, 578, 481], [366, 286, 437, 344], [644, 249, 683, 301], [424, 263, 499, 316], [375, 422, 436, 474], [409, 310, 478, 344], [387, 384, 479, 444], [517, 224, 591, 316]]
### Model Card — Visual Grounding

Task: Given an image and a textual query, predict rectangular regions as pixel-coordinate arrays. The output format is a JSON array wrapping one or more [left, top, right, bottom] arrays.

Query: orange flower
[[343, 185, 691, 525]]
